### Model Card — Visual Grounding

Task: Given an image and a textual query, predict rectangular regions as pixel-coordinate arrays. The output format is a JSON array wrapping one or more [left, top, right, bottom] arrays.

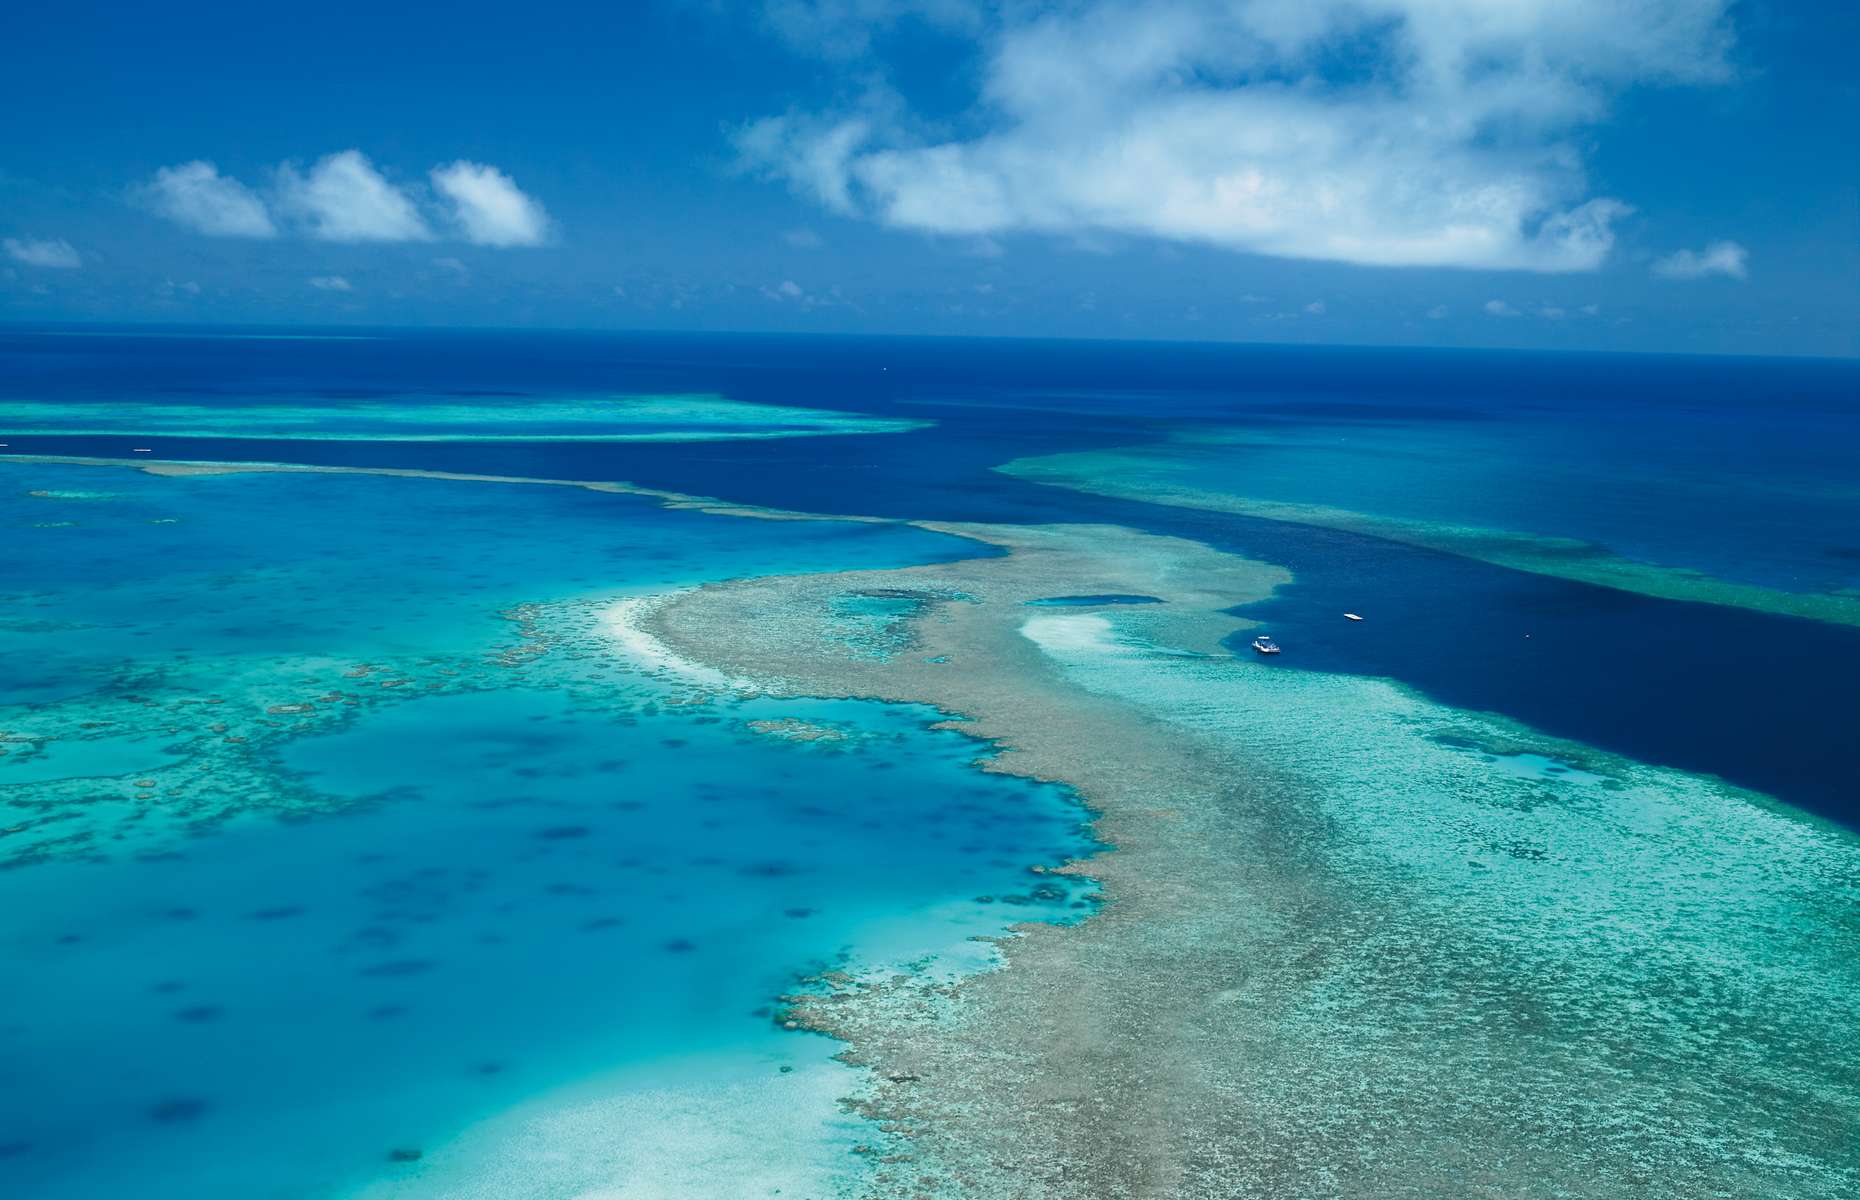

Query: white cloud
[[1651, 239, 1748, 280], [783, 227, 824, 248], [1303, 300, 1325, 315], [1484, 299, 1521, 316], [762, 279, 807, 301], [738, 115, 872, 215], [3, 237, 81, 268], [140, 161, 276, 237], [740, 0, 1732, 272], [1539, 305, 1567, 319], [278, 150, 431, 243], [1425, 304, 1449, 319], [430, 161, 551, 247], [432, 256, 468, 275], [308, 275, 353, 291]]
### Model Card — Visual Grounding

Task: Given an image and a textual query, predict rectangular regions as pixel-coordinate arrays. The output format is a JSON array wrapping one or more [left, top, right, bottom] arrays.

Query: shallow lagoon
[[0, 460, 1092, 1200], [2, 688, 1091, 1200]]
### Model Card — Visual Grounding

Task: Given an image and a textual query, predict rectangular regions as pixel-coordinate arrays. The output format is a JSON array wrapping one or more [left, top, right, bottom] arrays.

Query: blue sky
[[2, 0, 1854, 356]]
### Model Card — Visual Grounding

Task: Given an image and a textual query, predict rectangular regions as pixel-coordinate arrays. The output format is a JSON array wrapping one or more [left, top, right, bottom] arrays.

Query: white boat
[[1344, 612, 1364, 621], [1251, 635, 1282, 655]]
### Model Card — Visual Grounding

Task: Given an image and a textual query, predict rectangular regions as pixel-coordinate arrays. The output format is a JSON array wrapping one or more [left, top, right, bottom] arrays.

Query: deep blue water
[[5, 327, 1856, 827]]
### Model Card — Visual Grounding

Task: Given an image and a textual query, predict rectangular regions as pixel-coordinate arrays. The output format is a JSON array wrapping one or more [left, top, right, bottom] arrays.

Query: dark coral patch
[[148, 1097, 208, 1124], [345, 926, 401, 950], [738, 861, 802, 878], [358, 959, 437, 978]]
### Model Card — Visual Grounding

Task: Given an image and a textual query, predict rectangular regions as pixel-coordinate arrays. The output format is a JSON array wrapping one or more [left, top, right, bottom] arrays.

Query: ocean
[[2, 327, 1856, 1198]]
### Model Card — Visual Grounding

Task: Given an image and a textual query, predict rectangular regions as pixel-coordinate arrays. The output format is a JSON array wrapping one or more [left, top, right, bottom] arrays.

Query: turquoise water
[[0, 461, 1092, 1199], [0, 730, 184, 785], [2, 689, 1091, 1200], [1024, 594, 1164, 606], [0, 392, 928, 441]]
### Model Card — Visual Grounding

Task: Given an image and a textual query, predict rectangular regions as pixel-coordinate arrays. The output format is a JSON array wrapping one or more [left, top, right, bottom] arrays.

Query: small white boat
[[1344, 612, 1364, 621], [1251, 635, 1282, 655]]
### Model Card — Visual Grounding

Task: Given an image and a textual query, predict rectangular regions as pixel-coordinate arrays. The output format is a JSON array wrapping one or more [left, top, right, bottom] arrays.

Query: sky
[[1, 0, 1855, 356]]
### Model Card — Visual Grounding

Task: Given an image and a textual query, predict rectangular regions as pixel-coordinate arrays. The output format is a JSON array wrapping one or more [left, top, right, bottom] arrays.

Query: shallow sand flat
[[643, 522, 1860, 1199]]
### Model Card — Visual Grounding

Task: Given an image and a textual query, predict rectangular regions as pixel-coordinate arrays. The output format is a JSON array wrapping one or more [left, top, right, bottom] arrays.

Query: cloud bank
[[1652, 240, 1749, 280], [739, 0, 1735, 272], [139, 151, 552, 247], [4, 237, 82, 268]]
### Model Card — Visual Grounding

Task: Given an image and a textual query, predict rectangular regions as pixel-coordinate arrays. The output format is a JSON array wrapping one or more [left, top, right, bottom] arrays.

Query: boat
[[1251, 635, 1282, 655], [1344, 612, 1364, 621]]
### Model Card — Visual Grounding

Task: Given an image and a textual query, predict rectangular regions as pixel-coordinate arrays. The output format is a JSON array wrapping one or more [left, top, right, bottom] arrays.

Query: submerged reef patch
[[1000, 446, 1860, 627], [643, 516, 1860, 1199], [0, 393, 930, 443]]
